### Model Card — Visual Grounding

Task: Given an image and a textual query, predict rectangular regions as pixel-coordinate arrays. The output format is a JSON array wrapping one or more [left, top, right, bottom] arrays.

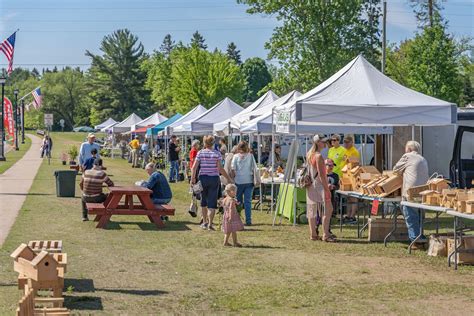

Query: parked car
[[450, 125, 474, 189], [73, 126, 95, 133]]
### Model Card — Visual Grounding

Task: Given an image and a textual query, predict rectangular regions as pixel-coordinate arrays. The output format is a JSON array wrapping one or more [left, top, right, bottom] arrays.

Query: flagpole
[[19, 86, 40, 102]]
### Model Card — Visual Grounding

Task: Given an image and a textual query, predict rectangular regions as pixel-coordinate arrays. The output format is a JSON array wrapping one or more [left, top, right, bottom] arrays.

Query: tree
[[142, 51, 173, 114], [386, 23, 463, 105], [86, 29, 152, 124], [160, 34, 175, 57], [241, 57, 272, 101], [410, 0, 443, 28], [169, 47, 244, 113], [226, 42, 241, 65], [238, 0, 381, 92], [190, 31, 207, 50]]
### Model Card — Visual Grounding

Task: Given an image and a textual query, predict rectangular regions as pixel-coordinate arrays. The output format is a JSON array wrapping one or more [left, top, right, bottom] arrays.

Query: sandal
[[323, 236, 337, 243], [310, 236, 320, 241], [223, 243, 232, 247]]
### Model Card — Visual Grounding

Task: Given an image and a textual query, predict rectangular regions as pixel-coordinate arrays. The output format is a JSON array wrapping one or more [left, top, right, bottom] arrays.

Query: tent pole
[[411, 125, 415, 140], [112, 133, 115, 159], [271, 109, 275, 221], [419, 126, 423, 155], [390, 134, 393, 169], [361, 135, 366, 165], [293, 113, 298, 226], [257, 133, 263, 213]]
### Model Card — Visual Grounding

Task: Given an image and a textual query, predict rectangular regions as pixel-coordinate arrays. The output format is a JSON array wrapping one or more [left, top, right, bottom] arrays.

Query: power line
[[1, 4, 243, 10], [1, 17, 275, 23]]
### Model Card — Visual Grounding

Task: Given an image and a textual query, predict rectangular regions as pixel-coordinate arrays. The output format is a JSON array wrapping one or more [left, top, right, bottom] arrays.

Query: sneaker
[[200, 223, 208, 230], [82, 217, 89, 222]]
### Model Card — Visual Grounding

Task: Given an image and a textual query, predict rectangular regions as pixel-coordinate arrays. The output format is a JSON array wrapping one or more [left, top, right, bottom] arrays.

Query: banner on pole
[[274, 110, 291, 134], [3, 97, 15, 145]]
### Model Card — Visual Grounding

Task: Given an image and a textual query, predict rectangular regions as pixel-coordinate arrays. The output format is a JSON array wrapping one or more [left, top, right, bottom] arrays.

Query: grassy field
[[0, 136, 32, 174], [0, 132, 473, 315]]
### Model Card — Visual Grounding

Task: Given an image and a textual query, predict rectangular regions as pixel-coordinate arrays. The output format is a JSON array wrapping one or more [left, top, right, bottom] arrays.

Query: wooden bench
[[17, 285, 69, 316]]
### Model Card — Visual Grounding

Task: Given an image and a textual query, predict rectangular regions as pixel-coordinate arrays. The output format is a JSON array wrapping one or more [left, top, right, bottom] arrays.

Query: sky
[[0, 0, 472, 70]]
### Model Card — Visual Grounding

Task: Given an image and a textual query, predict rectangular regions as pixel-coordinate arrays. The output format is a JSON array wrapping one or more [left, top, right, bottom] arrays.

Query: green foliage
[[86, 29, 152, 124], [142, 51, 173, 114], [226, 42, 242, 65], [238, 0, 381, 93], [67, 144, 79, 161], [386, 23, 464, 105], [241, 57, 272, 101], [190, 31, 207, 50]]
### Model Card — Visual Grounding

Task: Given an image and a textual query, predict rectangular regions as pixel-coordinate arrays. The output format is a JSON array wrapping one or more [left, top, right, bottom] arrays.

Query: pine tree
[[160, 34, 175, 57], [190, 31, 207, 50], [226, 42, 242, 65]]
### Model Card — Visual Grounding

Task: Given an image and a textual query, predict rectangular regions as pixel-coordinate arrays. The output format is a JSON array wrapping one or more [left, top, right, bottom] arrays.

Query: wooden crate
[[447, 236, 474, 265], [407, 184, 429, 202], [368, 218, 408, 242], [420, 190, 441, 206], [28, 240, 63, 253], [377, 175, 402, 196]]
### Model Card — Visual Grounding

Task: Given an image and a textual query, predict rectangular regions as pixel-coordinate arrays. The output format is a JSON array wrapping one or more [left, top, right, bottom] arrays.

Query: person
[[343, 135, 360, 223], [119, 140, 127, 159], [326, 158, 340, 211], [129, 135, 140, 168], [231, 141, 256, 226], [82, 148, 98, 171], [221, 145, 238, 186], [393, 141, 429, 246], [79, 133, 101, 169], [40, 135, 50, 158], [168, 135, 181, 182], [305, 134, 335, 242], [219, 138, 228, 156], [79, 158, 114, 221], [267, 144, 284, 170], [191, 135, 232, 231], [189, 140, 200, 169], [327, 134, 346, 177], [222, 184, 244, 247], [141, 140, 150, 169], [142, 163, 172, 205]]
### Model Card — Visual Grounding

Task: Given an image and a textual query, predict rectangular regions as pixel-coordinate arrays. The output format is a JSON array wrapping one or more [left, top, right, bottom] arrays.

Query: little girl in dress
[[222, 184, 244, 247]]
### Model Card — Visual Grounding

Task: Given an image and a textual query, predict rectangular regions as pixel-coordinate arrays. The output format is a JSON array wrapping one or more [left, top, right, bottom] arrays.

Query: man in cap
[[79, 133, 101, 171], [129, 135, 141, 168]]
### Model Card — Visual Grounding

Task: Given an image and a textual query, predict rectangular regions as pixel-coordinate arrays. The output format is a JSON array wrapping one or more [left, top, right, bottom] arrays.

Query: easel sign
[[371, 199, 380, 216], [274, 110, 291, 134]]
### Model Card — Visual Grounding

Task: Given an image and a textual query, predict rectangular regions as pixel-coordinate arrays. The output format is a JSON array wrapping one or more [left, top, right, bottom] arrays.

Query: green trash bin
[[54, 170, 77, 197]]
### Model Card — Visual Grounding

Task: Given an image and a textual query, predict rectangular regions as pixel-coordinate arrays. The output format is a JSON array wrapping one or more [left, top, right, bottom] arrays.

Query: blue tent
[[146, 113, 183, 136]]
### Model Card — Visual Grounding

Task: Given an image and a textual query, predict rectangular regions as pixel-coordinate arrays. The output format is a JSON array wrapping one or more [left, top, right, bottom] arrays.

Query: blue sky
[[0, 0, 472, 70]]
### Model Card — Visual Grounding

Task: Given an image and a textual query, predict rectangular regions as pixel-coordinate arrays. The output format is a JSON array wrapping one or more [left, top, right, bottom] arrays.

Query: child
[[222, 184, 244, 247]]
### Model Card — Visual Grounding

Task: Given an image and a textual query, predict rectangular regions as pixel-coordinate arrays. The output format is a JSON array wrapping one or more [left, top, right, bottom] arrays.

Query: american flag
[[32, 87, 42, 108], [0, 32, 17, 74]]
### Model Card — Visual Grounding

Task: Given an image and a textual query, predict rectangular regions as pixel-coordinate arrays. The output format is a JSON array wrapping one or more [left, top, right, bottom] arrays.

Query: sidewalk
[[0, 134, 43, 246]]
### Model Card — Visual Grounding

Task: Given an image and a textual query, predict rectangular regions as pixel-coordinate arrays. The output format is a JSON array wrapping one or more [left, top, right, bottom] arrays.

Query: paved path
[[0, 134, 43, 246]]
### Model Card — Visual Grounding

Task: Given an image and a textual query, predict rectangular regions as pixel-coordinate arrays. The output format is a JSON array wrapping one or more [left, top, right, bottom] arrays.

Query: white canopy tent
[[100, 122, 118, 132], [174, 97, 244, 135], [213, 90, 279, 135], [112, 113, 143, 133], [278, 55, 456, 126], [132, 112, 167, 131], [94, 118, 117, 130], [166, 104, 207, 135]]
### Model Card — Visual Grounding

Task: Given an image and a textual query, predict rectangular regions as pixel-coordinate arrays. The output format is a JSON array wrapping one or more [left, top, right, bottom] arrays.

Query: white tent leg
[[293, 116, 298, 226], [257, 133, 263, 212]]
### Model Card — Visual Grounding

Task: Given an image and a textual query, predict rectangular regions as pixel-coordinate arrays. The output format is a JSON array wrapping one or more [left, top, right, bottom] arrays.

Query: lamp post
[[21, 99, 25, 144], [14, 89, 19, 150], [0, 76, 6, 161]]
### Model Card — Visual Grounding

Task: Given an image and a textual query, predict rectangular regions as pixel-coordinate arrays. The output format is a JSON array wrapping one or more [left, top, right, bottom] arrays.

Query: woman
[[231, 141, 256, 226], [221, 145, 238, 186], [306, 134, 335, 242], [189, 140, 200, 169], [267, 144, 284, 170], [219, 138, 228, 156], [191, 135, 232, 230]]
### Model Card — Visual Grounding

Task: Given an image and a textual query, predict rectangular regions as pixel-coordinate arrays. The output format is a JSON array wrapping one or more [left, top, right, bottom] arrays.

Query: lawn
[[0, 135, 32, 174], [0, 132, 473, 315]]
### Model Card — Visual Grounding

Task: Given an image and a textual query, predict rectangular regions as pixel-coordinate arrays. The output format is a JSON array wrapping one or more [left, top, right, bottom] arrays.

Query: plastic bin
[[54, 170, 77, 197]]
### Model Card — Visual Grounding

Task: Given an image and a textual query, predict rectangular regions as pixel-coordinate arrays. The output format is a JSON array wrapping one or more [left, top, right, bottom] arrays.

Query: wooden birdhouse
[[466, 200, 474, 214], [376, 175, 402, 197], [427, 178, 450, 192], [340, 176, 352, 191], [345, 157, 360, 169], [456, 191, 474, 213], [407, 184, 430, 202], [10, 244, 36, 262], [420, 190, 441, 206]]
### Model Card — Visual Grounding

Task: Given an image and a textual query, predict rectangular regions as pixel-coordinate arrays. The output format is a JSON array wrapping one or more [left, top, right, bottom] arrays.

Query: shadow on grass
[[104, 220, 192, 231], [64, 295, 103, 311], [0, 281, 17, 287], [243, 244, 283, 249], [97, 288, 168, 296], [0, 192, 54, 196]]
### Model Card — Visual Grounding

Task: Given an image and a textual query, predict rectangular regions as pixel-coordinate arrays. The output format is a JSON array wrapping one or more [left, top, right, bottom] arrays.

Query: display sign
[[3, 97, 15, 145], [44, 113, 54, 127], [274, 110, 291, 134], [371, 199, 379, 216]]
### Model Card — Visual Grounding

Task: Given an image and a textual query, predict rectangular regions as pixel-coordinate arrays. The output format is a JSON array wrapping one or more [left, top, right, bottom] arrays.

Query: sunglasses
[[331, 139, 338, 142]]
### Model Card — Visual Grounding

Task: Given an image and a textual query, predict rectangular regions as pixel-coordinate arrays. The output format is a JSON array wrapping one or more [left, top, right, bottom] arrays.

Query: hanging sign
[[3, 97, 15, 145], [274, 110, 291, 134], [44, 113, 54, 127], [371, 199, 380, 216]]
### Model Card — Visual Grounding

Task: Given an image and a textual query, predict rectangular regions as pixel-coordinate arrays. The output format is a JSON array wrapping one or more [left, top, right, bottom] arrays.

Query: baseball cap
[[87, 133, 96, 139], [313, 134, 328, 143], [343, 135, 354, 143]]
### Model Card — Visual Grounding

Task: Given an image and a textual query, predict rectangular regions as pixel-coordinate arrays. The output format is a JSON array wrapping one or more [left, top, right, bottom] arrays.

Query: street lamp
[[21, 99, 25, 144], [14, 89, 19, 151], [0, 76, 6, 161]]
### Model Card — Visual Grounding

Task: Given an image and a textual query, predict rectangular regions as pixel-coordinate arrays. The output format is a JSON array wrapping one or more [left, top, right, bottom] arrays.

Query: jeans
[[81, 193, 108, 219], [236, 183, 254, 225], [199, 175, 220, 209], [153, 197, 171, 205], [402, 205, 422, 241], [169, 160, 179, 181]]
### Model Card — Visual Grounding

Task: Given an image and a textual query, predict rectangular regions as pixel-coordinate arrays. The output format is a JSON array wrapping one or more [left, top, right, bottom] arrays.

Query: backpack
[[297, 159, 318, 188]]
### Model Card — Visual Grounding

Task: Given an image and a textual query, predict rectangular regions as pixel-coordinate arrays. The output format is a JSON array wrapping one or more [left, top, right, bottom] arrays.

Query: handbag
[[297, 160, 318, 188], [188, 196, 198, 217], [192, 181, 203, 195], [252, 156, 261, 187]]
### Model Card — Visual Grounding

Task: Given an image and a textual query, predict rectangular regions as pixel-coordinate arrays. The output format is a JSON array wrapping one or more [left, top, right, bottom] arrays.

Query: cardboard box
[[368, 218, 408, 242], [447, 236, 474, 264]]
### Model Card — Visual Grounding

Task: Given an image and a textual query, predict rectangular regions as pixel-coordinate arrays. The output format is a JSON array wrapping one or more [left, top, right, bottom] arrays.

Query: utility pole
[[376, 0, 388, 172], [381, 0, 387, 74]]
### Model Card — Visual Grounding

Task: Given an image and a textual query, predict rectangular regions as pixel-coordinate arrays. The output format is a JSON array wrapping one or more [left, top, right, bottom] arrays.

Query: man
[[82, 148, 98, 171], [129, 135, 141, 168], [79, 133, 101, 169], [79, 158, 114, 221], [394, 141, 429, 246], [168, 135, 181, 182], [343, 135, 360, 224], [141, 140, 150, 169], [327, 134, 346, 177], [142, 162, 172, 221]]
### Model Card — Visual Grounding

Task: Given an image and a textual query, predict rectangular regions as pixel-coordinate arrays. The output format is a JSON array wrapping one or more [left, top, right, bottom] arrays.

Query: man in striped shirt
[[79, 158, 114, 221]]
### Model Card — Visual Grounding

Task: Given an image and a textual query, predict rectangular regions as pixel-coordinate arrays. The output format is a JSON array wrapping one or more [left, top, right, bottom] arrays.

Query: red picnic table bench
[[86, 186, 175, 229]]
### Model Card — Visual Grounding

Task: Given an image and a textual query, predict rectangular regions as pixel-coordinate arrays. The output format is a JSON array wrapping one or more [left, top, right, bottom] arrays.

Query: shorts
[[199, 175, 220, 209]]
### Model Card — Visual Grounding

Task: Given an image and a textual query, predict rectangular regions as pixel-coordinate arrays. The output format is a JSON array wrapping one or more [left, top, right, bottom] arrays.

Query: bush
[[68, 145, 79, 161]]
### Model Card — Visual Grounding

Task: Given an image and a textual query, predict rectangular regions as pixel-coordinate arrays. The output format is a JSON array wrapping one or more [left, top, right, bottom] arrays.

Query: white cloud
[[0, 11, 19, 34]]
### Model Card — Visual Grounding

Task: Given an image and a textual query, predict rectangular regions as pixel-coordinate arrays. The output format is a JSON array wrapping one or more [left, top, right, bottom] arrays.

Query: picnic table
[[86, 186, 174, 229]]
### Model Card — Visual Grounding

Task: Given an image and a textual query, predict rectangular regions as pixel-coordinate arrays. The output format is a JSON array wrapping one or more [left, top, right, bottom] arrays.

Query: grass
[[0, 132, 473, 314], [0, 135, 32, 174]]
